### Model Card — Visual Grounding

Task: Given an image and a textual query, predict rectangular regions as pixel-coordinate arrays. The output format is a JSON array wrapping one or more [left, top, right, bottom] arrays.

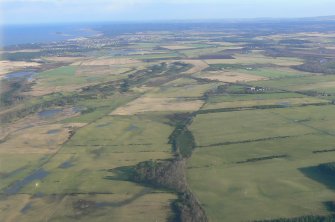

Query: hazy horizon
[[1, 0, 335, 25]]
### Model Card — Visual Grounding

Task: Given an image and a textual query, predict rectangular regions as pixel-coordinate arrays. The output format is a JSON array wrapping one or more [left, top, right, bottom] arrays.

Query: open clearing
[[203, 97, 328, 110], [188, 144, 335, 221], [0, 192, 176, 222], [111, 97, 204, 115], [187, 105, 335, 221], [28, 64, 131, 96], [204, 54, 304, 66], [197, 71, 267, 82], [251, 75, 335, 94], [238, 67, 312, 79], [161, 45, 197, 50], [146, 78, 219, 98], [180, 60, 209, 74], [190, 108, 317, 146], [73, 57, 141, 66], [0, 60, 41, 77], [42, 56, 86, 63], [0, 124, 71, 154]]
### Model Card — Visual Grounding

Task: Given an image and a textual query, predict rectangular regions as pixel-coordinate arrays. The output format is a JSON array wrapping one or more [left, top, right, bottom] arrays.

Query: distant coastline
[[0, 24, 100, 48], [2, 17, 335, 48]]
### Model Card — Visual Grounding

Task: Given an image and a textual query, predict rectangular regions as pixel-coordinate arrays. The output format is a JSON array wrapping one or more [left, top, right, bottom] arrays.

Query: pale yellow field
[[206, 42, 244, 47], [263, 32, 335, 41], [75, 65, 131, 78], [42, 56, 86, 63], [0, 60, 41, 77], [203, 97, 329, 110], [0, 49, 41, 53], [0, 123, 84, 154], [110, 97, 204, 115], [198, 71, 267, 83], [161, 45, 196, 50], [74, 57, 141, 66], [205, 54, 304, 66], [294, 32, 335, 38], [180, 60, 209, 74]]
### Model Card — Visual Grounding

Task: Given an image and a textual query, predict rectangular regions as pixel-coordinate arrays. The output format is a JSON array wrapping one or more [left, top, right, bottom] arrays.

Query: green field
[[206, 92, 308, 103], [191, 108, 316, 146], [187, 105, 335, 221], [203, 97, 328, 110], [239, 67, 309, 79], [250, 75, 335, 93]]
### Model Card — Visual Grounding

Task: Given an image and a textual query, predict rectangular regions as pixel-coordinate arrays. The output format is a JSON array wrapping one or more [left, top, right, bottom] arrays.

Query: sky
[[1, 0, 335, 25]]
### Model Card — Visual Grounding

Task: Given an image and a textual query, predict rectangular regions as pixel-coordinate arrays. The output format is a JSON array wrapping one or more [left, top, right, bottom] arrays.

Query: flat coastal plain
[[1, 21, 335, 222]]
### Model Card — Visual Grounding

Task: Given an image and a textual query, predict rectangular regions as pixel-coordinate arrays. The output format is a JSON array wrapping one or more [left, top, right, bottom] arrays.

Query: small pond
[[4, 71, 36, 80], [38, 109, 63, 118]]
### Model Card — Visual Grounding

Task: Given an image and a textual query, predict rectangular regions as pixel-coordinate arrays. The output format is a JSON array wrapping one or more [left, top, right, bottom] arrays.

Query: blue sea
[[0, 23, 100, 47], [0, 22, 218, 48], [0, 22, 206, 48]]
